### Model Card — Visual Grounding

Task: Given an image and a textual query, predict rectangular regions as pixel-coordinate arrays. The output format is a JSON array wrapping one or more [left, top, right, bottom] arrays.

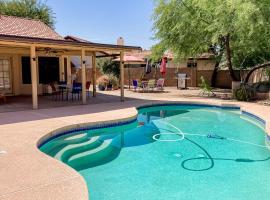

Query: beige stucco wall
[[169, 59, 215, 70], [0, 48, 66, 96], [197, 59, 216, 70]]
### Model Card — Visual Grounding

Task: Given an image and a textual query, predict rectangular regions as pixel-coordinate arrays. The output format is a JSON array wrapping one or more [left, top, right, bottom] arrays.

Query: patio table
[[58, 84, 70, 101]]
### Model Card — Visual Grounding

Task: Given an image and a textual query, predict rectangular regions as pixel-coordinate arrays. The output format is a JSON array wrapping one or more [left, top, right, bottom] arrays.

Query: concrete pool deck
[[0, 90, 270, 200]]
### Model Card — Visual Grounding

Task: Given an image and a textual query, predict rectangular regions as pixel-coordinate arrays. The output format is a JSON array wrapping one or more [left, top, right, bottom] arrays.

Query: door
[[0, 58, 12, 94]]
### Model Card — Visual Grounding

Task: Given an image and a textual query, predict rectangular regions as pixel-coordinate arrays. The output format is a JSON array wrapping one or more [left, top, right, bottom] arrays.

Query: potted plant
[[97, 75, 109, 91], [107, 74, 119, 90]]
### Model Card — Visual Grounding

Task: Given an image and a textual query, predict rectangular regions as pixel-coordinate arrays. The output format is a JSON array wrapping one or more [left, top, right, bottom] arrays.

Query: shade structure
[[113, 55, 145, 63], [113, 55, 145, 89]]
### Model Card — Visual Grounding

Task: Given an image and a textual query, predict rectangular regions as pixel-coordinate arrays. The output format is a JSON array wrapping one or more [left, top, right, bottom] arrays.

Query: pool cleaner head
[[207, 134, 226, 140]]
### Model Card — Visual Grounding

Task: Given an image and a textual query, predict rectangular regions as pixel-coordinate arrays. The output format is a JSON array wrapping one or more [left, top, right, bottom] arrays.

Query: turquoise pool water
[[40, 105, 270, 200]]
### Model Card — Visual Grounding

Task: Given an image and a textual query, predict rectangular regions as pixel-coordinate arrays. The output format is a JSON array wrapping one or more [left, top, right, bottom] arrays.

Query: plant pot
[[107, 84, 113, 91], [113, 85, 119, 90], [98, 85, 106, 91]]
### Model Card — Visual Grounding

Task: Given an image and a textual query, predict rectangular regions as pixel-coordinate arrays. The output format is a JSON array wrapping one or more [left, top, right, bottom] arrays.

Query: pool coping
[[1, 99, 270, 200]]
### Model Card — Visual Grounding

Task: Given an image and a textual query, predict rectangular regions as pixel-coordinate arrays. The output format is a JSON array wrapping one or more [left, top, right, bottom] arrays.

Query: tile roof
[[64, 35, 91, 43], [0, 15, 64, 40]]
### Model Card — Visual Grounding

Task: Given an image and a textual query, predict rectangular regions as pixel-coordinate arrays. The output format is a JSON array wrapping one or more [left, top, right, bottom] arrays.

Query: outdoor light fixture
[[32, 57, 37, 61], [82, 60, 86, 64]]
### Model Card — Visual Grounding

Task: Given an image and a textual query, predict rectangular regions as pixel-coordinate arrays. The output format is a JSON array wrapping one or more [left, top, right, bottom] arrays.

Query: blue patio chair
[[71, 82, 82, 101], [133, 80, 139, 91]]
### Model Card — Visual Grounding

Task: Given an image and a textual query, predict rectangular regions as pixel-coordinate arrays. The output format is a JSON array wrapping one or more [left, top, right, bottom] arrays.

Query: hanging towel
[[160, 57, 167, 76]]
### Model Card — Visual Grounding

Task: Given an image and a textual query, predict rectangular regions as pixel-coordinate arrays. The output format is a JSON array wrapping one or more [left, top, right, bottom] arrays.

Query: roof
[[64, 35, 91, 43], [0, 15, 141, 51], [0, 15, 64, 40]]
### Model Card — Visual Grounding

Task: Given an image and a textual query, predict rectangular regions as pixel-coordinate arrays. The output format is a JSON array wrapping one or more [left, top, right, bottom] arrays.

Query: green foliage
[[107, 74, 119, 89], [233, 84, 255, 101], [199, 76, 215, 96], [96, 58, 120, 78], [0, 0, 55, 28], [150, 42, 166, 62], [199, 76, 211, 91], [153, 0, 270, 69]]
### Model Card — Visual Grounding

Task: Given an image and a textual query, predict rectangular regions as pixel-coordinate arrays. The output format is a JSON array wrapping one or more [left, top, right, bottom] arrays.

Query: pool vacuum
[[207, 133, 226, 140]]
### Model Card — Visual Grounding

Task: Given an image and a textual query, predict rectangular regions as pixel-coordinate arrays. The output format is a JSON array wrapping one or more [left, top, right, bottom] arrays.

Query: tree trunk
[[211, 61, 220, 87], [211, 50, 224, 87], [244, 61, 270, 83], [224, 34, 238, 81]]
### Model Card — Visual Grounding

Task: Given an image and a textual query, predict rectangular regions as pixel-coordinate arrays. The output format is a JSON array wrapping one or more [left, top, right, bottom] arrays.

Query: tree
[[0, 0, 55, 28], [152, 0, 270, 84], [96, 57, 120, 78]]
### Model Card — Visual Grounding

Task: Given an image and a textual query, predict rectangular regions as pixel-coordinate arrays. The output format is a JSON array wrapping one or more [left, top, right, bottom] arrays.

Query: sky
[[46, 0, 155, 49]]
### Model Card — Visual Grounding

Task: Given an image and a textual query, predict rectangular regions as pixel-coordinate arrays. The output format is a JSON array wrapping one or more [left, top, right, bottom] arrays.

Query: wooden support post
[[81, 49, 87, 104], [67, 56, 72, 85], [120, 51, 124, 101], [92, 52, 97, 97], [30, 45, 38, 109], [59, 56, 65, 81]]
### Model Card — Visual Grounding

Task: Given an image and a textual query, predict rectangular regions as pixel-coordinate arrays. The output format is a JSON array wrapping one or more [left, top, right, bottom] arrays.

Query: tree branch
[[244, 61, 270, 83], [224, 34, 238, 81]]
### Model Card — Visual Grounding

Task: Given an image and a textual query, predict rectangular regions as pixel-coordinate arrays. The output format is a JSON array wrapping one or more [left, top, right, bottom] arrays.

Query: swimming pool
[[40, 104, 270, 200]]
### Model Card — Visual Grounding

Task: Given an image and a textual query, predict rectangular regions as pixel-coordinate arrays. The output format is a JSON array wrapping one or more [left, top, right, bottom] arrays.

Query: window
[[0, 59, 11, 90], [38, 57, 59, 84], [21, 57, 60, 84], [187, 59, 197, 68]]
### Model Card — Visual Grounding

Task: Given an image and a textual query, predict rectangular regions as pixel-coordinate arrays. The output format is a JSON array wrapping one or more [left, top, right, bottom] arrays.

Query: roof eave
[[0, 35, 142, 52]]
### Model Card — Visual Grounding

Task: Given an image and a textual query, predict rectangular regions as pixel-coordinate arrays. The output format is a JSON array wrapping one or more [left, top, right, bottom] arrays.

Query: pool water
[[40, 105, 270, 200]]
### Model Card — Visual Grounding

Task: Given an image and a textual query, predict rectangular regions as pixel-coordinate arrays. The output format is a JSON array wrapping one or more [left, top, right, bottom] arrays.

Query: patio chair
[[147, 79, 156, 91], [0, 92, 6, 103], [71, 82, 82, 101], [132, 80, 140, 91], [50, 83, 62, 100], [156, 78, 165, 90], [199, 76, 215, 96]]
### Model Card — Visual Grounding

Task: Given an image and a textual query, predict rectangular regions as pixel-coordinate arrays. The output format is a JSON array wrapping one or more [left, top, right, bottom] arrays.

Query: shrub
[[108, 74, 119, 89], [233, 84, 255, 101], [97, 75, 109, 86]]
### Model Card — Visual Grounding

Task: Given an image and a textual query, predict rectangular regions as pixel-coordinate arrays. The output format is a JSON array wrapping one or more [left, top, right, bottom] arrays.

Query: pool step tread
[[41, 133, 89, 154], [55, 136, 101, 160], [68, 139, 113, 162], [64, 133, 88, 141]]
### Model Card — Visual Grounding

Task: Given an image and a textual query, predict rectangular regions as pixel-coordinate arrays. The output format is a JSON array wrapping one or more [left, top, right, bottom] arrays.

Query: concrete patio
[[0, 88, 270, 200], [0, 87, 234, 113]]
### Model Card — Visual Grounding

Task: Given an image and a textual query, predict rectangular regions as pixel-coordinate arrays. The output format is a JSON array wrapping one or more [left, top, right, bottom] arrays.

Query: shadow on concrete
[[0, 91, 163, 125]]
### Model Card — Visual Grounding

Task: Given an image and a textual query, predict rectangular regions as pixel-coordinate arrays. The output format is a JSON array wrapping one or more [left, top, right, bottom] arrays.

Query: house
[[0, 15, 141, 109], [124, 49, 215, 70]]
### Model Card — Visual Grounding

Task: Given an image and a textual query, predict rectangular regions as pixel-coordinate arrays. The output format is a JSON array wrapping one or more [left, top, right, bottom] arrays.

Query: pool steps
[[67, 136, 121, 169], [41, 133, 90, 157], [55, 136, 101, 161]]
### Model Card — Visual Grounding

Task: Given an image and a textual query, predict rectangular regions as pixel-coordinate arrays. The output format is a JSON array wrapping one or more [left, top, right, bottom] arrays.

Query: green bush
[[108, 74, 119, 89], [233, 85, 255, 101], [96, 58, 120, 78]]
